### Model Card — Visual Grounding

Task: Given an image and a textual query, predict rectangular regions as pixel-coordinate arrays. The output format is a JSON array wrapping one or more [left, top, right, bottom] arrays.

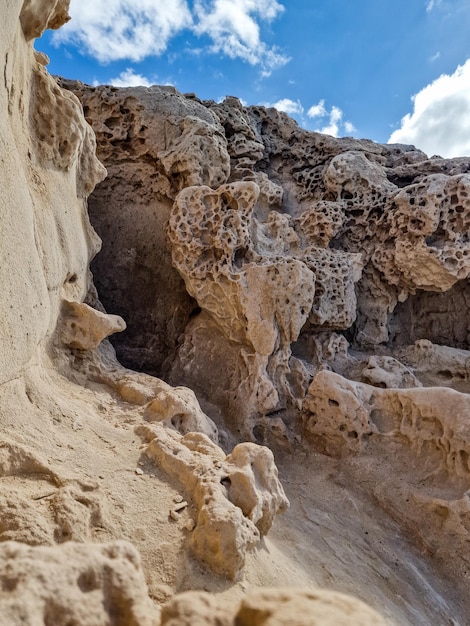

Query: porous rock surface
[[63, 60, 470, 623], [138, 422, 288, 579], [2, 0, 470, 623], [67, 79, 470, 426], [160, 588, 386, 626], [0, 540, 158, 626], [0, 2, 301, 624]]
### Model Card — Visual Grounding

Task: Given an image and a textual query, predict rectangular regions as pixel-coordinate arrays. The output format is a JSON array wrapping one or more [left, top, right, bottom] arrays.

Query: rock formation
[[2, 0, 470, 623], [160, 588, 387, 625], [0, 540, 157, 626]]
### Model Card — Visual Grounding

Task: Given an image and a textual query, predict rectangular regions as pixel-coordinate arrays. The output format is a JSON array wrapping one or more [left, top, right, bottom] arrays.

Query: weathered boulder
[[160, 588, 386, 626], [0, 540, 158, 626]]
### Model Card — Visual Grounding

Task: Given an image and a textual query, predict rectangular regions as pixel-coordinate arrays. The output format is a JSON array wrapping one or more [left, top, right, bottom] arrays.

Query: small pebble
[[169, 510, 180, 521], [184, 519, 196, 532], [174, 495, 184, 503], [174, 501, 188, 512], [135, 468, 144, 475]]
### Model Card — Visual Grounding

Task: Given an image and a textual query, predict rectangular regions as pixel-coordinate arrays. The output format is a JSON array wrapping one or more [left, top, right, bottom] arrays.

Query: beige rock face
[[138, 422, 288, 579], [166, 179, 364, 434], [0, 0, 106, 388], [0, 5, 294, 622], [60, 81, 231, 377], [304, 369, 470, 463], [0, 540, 158, 626], [160, 588, 386, 626], [60, 300, 126, 350], [20, 0, 71, 41], [3, 0, 470, 623], [58, 63, 470, 621], [66, 81, 470, 435]]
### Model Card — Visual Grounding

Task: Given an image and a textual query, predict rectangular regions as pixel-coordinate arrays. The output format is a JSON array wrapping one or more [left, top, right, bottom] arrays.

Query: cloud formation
[[193, 0, 287, 71], [307, 100, 327, 118], [264, 97, 356, 138], [55, 0, 192, 62], [108, 69, 153, 87], [388, 59, 470, 158], [307, 102, 355, 137], [314, 105, 343, 136], [53, 0, 287, 71], [269, 98, 304, 115]]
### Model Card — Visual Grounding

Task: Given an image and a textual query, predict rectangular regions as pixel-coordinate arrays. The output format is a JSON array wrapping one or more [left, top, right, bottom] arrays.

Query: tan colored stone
[[0, 540, 158, 626], [145, 386, 218, 442], [236, 588, 386, 626], [60, 300, 126, 351], [359, 355, 422, 389], [161, 590, 233, 626], [2, 3, 470, 621], [138, 422, 288, 579], [160, 588, 386, 626], [20, 0, 71, 41], [304, 370, 470, 476]]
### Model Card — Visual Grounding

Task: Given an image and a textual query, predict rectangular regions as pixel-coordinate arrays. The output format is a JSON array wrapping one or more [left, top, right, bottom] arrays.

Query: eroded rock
[[303, 370, 470, 475], [60, 300, 126, 350], [20, 0, 71, 41], [160, 588, 386, 626], [3, 2, 470, 621], [138, 422, 289, 579], [167, 181, 362, 435], [0, 540, 158, 626]]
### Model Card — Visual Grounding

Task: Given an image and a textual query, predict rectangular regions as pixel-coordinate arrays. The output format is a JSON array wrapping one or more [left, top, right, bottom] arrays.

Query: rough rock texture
[[138, 422, 288, 579], [60, 300, 126, 350], [66, 82, 470, 430], [56, 80, 232, 377], [160, 588, 386, 626], [0, 540, 158, 626], [0, 5, 296, 624], [62, 69, 470, 623], [3, 0, 470, 623]]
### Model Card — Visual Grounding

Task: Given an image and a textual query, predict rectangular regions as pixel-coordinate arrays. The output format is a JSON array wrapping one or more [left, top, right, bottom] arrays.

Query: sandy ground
[[2, 356, 466, 625]]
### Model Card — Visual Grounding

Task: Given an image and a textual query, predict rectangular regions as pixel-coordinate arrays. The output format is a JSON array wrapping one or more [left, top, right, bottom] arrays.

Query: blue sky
[[36, 0, 470, 157]]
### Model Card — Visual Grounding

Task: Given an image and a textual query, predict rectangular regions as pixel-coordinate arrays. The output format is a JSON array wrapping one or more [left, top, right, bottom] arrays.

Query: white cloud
[[193, 0, 288, 71], [108, 68, 152, 87], [388, 59, 470, 158], [53, 0, 288, 71], [426, 0, 441, 12], [315, 105, 343, 137], [54, 0, 193, 63], [307, 99, 327, 118], [344, 121, 357, 134], [268, 98, 304, 115], [429, 51, 440, 62], [260, 97, 356, 137], [309, 104, 357, 137]]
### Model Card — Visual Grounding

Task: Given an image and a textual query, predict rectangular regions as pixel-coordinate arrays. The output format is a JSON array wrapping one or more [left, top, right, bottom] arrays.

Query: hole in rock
[[389, 278, 470, 350], [77, 569, 99, 593]]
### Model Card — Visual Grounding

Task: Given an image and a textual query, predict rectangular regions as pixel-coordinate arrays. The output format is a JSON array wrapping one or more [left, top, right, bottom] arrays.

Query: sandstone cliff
[[1, 2, 470, 624]]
